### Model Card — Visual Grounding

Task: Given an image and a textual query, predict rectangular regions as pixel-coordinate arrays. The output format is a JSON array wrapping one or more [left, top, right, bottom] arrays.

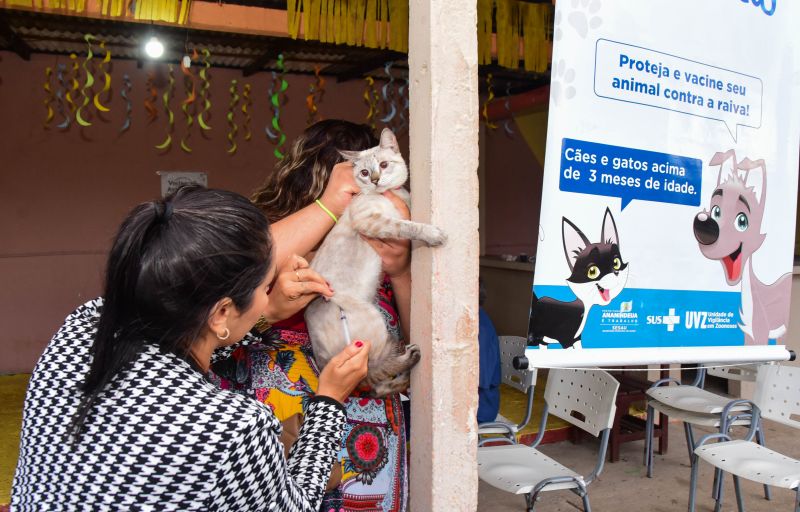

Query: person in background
[[12, 186, 371, 511], [213, 120, 412, 512], [478, 278, 502, 423]]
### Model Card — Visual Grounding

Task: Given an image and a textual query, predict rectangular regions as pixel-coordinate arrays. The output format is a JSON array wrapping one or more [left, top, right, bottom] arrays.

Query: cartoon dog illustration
[[693, 150, 791, 345], [528, 207, 629, 349]]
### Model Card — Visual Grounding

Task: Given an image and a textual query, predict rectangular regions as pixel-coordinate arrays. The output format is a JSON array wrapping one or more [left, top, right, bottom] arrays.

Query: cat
[[528, 207, 629, 349], [305, 128, 447, 397]]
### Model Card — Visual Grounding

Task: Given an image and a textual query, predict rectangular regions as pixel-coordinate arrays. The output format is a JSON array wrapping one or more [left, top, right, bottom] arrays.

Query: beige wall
[[0, 50, 399, 373]]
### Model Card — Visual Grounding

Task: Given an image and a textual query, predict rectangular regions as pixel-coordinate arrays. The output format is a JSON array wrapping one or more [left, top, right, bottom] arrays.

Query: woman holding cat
[[212, 120, 412, 512]]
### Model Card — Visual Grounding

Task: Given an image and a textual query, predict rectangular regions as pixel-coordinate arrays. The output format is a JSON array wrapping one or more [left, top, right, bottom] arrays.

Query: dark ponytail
[[71, 186, 272, 436]]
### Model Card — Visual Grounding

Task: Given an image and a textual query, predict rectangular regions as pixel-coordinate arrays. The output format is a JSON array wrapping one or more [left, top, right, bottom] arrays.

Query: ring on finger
[[295, 270, 301, 282]]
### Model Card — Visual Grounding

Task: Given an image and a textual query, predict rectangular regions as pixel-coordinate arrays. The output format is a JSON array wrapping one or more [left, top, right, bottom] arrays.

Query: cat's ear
[[601, 207, 619, 245], [379, 128, 400, 153], [338, 149, 362, 162], [562, 217, 591, 271]]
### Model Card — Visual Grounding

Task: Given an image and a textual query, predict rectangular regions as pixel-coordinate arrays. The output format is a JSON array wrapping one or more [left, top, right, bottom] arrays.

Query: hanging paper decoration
[[156, 64, 175, 150], [19, 0, 191, 22], [503, 82, 514, 137], [93, 38, 111, 113], [197, 48, 212, 131], [476, 1, 553, 72], [65, 55, 80, 119], [265, 53, 288, 160], [180, 53, 197, 152], [396, 75, 409, 134], [120, 74, 132, 132], [241, 83, 252, 141], [287, 0, 408, 52], [363, 76, 381, 130], [227, 79, 240, 154], [144, 71, 158, 122], [133, 0, 192, 24], [76, 36, 95, 127], [306, 65, 325, 125], [55, 63, 71, 130], [482, 73, 497, 130], [379, 61, 396, 125], [43, 67, 54, 128]]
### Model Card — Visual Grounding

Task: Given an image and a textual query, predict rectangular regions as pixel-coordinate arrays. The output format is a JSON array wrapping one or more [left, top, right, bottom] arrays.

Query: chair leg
[[755, 427, 772, 501], [525, 491, 537, 512], [645, 405, 655, 477], [794, 487, 800, 512], [582, 492, 592, 512], [733, 474, 745, 512], [688, 454, 699, 512], [683, 422, 695, 461], [714, 471, 726, 512]]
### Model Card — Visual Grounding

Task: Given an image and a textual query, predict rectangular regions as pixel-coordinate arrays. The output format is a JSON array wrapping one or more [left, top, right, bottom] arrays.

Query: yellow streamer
[[477, 0, 493, 66], [520, 3, 552, 73], [66, 55, 80, 116], [76, 35, 95, 127], [93, 39, 111, 112], [482, 73, 497, 130], [197, 48, 212, 131], [180, 54, 197, 153], [227, 79, 239, 155], [43, 67, 55, 128], [156, 64, 175, 150]]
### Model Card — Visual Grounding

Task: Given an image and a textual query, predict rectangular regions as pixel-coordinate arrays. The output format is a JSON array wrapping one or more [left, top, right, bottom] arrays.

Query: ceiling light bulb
[[145, 36, 164, 59]]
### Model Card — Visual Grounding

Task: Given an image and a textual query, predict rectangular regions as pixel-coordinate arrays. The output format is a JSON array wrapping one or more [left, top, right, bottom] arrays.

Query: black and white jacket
[[12, 299, 346, 511]]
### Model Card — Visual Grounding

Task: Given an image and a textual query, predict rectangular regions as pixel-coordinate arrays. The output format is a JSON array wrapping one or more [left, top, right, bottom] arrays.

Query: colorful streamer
[[227, 79, 240, 154], [379, 61, 396, 124], [482, 73, 497, 130], [65, 55, 80, 119], [265, 53, 288, 160], [306, 65, 326, 125], [55, 63, 70, 130], [43, 67, 54, 128], [120, 74, 132, 132], [503, 82, 515, 137], [76, 34, 96, 127], [363, 76, 381, 130], [180, 53, 197, 153], [197, 48, 212, 131], [241, 83, 252, 141], [145, 71, 158, 122], [93, 38, 111, 113], [397, 75, 409, 133], [155, 64, 175, 150]]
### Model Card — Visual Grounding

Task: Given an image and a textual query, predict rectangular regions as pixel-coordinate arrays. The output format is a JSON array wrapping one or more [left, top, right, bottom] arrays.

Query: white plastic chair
[[478, 368, 620, 512], [689, 364, 800, 512], [478, 335, 537, 446]]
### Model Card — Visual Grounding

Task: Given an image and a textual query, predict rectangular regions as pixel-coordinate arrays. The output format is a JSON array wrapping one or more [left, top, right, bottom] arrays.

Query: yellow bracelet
[[315, 199, 338, 223]]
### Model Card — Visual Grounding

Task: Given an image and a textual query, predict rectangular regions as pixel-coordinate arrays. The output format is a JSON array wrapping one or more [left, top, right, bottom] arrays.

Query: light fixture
[[144, 36, 165, 59]]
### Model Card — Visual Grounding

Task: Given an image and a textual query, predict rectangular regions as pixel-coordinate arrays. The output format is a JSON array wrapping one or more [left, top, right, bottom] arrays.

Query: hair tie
[[157, 201, 174, 223]]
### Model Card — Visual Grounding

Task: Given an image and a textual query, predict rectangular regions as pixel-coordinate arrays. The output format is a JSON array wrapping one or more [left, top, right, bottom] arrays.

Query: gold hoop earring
[[217, 327, 230, 341]]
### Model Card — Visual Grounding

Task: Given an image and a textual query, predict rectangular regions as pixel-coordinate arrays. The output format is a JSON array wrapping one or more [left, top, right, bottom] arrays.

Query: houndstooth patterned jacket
[[12, 299, 346, 511]]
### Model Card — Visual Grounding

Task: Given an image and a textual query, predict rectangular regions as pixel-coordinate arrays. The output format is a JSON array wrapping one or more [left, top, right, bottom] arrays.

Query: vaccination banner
[[529, 0, 800, 367]]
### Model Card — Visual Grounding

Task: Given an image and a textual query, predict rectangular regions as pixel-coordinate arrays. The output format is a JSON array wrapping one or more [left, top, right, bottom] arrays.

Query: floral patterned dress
[[211, 278, 408, 512]]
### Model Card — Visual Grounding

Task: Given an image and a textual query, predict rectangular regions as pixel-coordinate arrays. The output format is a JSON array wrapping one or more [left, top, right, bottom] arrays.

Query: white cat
[[305, 128, 446, 397]]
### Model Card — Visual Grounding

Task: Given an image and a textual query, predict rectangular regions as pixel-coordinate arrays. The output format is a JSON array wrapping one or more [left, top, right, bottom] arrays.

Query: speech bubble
[[558, 138, 702, 210], [594, 39, 762, 142]]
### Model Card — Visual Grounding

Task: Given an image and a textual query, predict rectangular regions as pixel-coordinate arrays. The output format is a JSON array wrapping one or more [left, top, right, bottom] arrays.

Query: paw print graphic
[[550, 59, 576, 105], [566, 0, 602, 39]]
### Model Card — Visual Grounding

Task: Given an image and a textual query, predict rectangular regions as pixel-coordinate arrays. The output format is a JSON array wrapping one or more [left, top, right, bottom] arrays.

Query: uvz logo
[[741, 0, 776, 16]]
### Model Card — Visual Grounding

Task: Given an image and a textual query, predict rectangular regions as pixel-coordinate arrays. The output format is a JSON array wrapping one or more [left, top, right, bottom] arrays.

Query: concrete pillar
[[408, 0, 480, 510]]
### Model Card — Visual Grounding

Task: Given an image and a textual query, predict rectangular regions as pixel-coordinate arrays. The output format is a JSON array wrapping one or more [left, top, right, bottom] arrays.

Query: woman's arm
[[269, 162, 359, 270]]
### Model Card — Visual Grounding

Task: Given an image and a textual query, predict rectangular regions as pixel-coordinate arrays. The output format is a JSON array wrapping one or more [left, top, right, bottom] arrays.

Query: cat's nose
[[371, 175, 380, 185], [693, 212, 719, 245]]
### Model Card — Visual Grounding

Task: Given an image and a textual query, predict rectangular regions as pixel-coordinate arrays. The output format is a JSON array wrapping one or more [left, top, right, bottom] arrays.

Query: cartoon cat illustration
[[528, 207, 629, 349], [693, 150, 791, 345]]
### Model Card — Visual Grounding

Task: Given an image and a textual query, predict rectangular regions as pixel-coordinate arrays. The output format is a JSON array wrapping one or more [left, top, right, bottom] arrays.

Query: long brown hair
[[251, 120, 377, 222]]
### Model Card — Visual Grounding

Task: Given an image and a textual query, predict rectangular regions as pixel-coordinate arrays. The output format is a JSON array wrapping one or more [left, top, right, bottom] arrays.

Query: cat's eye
[[711, 205, 721, 220], [360, 169, 369, 177], [587, 265, 600, 280], [379, 161, 388, 169], [613, 257, 621, 271], [735, 212, 749, 232]]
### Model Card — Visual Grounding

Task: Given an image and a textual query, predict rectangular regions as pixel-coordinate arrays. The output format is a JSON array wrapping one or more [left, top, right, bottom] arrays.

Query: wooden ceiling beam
[[0, 12, 32, 60]]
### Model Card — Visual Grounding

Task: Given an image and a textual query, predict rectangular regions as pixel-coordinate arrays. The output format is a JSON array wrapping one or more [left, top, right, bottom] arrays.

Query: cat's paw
[[423, 226, 447, 247], [404, 344, 422, 366]]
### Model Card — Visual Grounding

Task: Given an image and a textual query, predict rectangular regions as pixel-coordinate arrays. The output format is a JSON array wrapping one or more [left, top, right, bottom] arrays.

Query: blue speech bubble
[[558, 138, 702, 210]]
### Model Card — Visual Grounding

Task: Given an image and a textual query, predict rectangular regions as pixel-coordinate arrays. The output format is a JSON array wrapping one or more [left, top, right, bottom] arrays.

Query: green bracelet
[[315, 199, 338, 223]]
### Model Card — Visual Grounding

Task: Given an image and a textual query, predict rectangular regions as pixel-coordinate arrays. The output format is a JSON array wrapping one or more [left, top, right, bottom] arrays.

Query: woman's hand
[[317, 340, 372, 403], [363, 191, 411, 278], [264, 255, 334, 323], [319, 162, 359, 218]]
